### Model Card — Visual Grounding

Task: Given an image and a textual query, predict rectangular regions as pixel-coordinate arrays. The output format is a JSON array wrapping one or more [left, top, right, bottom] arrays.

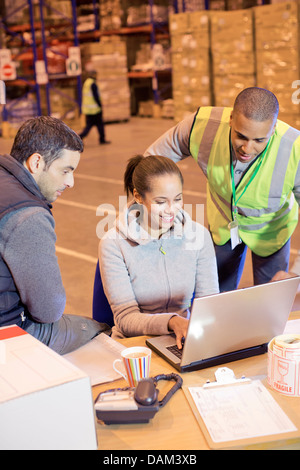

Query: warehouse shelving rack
[[93, 0, 180, 110], [37, 0, 82, 116], [0, 0, 43, 123], [125, 0, 179, 105], [0, 0, 184, 126], [0, 0, 83, 127]]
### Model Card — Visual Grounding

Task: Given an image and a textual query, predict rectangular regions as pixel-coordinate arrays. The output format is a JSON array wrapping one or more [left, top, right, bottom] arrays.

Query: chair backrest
[[92, 261, 114, 327]]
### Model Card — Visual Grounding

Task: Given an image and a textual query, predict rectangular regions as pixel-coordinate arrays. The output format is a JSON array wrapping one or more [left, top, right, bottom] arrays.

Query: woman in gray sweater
[[98, 155, 219, 348]]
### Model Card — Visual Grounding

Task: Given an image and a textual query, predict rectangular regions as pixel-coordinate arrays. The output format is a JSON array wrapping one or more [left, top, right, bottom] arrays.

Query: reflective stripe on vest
[[189, 107, 300, 256], [195, 107, 225, 174], [81, 78, 101, 115]]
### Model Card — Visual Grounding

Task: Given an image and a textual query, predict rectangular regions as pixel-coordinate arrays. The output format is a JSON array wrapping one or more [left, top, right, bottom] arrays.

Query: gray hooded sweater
[[99, 202, 219, 339], [0, 154, 66, 326]]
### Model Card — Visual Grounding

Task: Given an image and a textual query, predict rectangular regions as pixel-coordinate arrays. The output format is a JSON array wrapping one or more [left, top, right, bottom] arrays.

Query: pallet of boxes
[[81, 37, 130, 123], [254, 1, 300, 129], [210, 8, 256, 109], [169, 11, 212, 122]]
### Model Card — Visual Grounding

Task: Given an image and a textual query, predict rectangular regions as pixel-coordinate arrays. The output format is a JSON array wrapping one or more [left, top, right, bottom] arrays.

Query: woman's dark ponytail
[[124, 154, 144, 196], [124, 154, 183, 199]]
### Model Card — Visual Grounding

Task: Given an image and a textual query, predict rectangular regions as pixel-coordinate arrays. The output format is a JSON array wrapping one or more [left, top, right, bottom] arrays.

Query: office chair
[[92, 260, 114, 327]]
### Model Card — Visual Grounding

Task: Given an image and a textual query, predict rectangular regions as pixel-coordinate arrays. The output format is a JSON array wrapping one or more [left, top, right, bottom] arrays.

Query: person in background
[[79, 68, 110, 145], [98, 154, 219, 349], [144, 87, 300, 292], [0, 116, 110, 354]]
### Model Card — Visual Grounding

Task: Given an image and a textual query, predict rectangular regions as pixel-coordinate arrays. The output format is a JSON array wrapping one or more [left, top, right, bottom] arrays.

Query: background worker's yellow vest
[[81, 78, 101, 115], [189, 107, 300, 256]]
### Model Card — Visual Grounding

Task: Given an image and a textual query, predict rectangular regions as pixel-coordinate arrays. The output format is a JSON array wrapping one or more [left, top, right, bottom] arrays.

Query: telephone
[[95, 373, 183, 424]]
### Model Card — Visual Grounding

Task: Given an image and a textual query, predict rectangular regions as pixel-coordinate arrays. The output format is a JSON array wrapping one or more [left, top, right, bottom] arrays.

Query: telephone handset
[[95, 373, 183, 424]]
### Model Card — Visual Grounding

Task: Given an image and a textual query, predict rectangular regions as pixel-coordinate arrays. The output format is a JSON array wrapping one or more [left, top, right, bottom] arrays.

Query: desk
[[93, 312, 300, 450]]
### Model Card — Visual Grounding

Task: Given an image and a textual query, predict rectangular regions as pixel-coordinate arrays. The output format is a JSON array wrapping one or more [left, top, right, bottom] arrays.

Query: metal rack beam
[[0, 0, 82, 127]]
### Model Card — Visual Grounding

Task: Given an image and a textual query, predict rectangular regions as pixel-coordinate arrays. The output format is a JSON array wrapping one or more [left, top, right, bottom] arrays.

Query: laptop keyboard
[[167, 344, 183, 359]]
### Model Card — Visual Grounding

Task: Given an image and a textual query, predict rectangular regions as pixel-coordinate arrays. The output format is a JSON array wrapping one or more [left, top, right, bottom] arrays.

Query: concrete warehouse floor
[[1, 116, 300, 317]]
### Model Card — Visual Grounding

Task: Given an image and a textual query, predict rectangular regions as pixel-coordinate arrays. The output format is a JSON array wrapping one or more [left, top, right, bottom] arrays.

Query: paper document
[[64, 333, 126, 386], [283, 319, 300, 335], [188, 380, 297, 443]]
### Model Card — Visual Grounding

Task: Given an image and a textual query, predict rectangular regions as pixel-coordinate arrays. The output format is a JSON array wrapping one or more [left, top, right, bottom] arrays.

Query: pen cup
[[113, 346, 151, 387]]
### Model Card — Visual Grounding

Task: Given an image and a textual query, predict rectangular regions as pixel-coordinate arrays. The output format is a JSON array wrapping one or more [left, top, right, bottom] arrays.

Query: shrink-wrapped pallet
[[210, 9, 255, 108], [254, 1, 300, 127], [81, 37, 130, 122], [169, 11, 211, 122]]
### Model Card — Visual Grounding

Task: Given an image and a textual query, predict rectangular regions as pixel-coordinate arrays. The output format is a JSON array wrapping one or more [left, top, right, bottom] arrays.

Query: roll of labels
[[268, 334, 300, 397]]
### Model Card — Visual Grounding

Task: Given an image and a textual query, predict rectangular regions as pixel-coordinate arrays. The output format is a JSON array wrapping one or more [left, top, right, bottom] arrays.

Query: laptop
[[146, 276, 300, 372]]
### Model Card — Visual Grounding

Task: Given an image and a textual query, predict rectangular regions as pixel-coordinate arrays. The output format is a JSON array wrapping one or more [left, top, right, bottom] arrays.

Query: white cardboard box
[[0, 325, 97, 450]]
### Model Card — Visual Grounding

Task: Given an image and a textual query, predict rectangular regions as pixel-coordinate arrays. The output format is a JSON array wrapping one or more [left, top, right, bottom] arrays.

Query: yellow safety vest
[[81, 78, 101, 115], [189, 106, 300, 256]]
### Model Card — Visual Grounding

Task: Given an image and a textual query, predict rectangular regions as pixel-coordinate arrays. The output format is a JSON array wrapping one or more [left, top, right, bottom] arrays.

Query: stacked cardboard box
[[0, 325, 97, 450], [176, 0, 206, 11], [226, 0, 262, 9], [126, 3, 170, 25], [169, 11, 211, 122], [81, 37, 130, 123], [4, 95, 38, 137], [4, 0, 25, 23], [161, 99, 174, 119], [100, 0, 123, 30], [211, 9, 255, 108], [138, 99, 174, 119], [254, 1, 300, 128], [46, 0, 72, 20], [138, 100, 155, 117], [131, 42, 171, 72], [47, 86, 79, 121]]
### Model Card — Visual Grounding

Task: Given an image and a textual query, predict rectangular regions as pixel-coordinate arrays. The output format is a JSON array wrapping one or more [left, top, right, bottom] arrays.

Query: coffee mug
[[113, 346, 151, 387]]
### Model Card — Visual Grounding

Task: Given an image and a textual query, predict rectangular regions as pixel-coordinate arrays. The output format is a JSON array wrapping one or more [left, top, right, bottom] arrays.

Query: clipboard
[[183, 367, 300, 449]]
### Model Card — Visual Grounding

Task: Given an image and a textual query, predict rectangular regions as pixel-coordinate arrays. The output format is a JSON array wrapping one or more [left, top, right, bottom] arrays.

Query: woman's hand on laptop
[[270, 270, 298, 282], [168, 315, 189, 349]]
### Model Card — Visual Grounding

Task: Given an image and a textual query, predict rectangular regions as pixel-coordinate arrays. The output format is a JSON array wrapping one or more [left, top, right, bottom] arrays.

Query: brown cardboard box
[[254, 1, 300, 125], [211, 9, 255, 107], [81, 38, 130, 122], [170, 11, 212, 121]]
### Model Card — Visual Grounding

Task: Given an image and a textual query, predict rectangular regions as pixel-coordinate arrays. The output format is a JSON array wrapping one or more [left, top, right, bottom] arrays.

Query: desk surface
[[93, 311, 300, 451]]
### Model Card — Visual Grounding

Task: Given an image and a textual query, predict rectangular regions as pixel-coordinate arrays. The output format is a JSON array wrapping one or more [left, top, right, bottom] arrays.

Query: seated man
[[0, 116, 110, 354]]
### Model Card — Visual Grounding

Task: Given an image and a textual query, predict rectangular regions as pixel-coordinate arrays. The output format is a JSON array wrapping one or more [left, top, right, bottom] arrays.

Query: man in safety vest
[[79, 70, 110, 145], [144, 87, 300, 291]]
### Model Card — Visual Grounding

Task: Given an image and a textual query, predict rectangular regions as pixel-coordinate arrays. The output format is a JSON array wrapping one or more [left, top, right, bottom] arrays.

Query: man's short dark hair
[[233, 87, 279, 124], [10, 116, 84, 168]]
